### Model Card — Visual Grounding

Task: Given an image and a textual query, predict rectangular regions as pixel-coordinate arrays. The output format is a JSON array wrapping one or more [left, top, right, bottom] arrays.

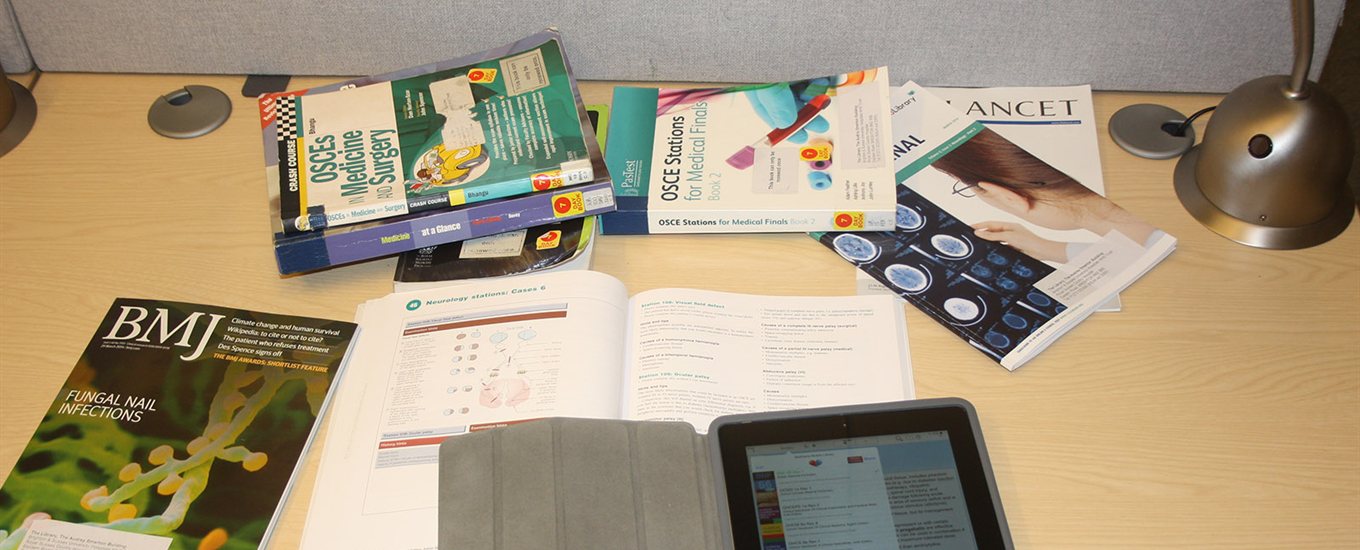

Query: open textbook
[[857, 85, 1122, 312], [299, 270, 914, 550], [817, 82, 1175, 370]]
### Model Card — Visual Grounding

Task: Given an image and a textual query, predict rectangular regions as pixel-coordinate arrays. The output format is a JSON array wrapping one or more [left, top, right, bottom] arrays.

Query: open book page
[[621, 290, 914, 432], [858, 85, 1122, 311], [300, 271, 630, 550]]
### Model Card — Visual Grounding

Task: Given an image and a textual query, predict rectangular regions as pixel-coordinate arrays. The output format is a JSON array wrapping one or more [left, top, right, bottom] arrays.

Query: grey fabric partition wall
[[2, 0, 1348, 92], [0, 0, 30, 75]]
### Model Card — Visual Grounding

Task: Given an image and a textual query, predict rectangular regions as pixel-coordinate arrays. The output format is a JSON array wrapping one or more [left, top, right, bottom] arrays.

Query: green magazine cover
[[261, 30, 597, 233], [0, 300, 358, 550]]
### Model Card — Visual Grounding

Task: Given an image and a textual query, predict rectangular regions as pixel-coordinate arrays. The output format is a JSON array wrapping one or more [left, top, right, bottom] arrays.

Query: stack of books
[[268, 38, 1178, 371], [257, 29, 615, 275]]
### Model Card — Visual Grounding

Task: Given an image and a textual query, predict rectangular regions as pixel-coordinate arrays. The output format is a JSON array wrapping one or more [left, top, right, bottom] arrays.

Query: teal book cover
[[0, 300, 358, 550]]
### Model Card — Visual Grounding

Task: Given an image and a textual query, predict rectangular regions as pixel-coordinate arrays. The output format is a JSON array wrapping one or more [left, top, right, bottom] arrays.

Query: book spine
[[261, 92, 310, 234], [274, 181, 617, 274], [620, 208, 895, 234], [285, 158, 597, 232], [604, 87, 659, 199], [599, 196, 653, 235], [598, 87, 659, 235], [404, 159, 596, 216]]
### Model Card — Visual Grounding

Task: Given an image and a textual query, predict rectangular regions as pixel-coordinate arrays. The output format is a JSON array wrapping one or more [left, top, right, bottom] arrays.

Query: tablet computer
[[709, 398, 1012, 550]]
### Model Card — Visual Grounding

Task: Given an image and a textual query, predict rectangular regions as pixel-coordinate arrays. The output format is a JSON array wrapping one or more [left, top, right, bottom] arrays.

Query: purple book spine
[[274, 181, 615, 274]]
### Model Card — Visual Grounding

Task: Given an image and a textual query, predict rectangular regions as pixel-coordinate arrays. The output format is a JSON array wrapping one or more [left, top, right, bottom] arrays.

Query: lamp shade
[[1172, 0, 1355, 249]]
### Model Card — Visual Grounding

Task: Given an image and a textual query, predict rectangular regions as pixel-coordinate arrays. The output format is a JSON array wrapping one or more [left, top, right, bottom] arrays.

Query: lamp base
[[0, 78, 37, 157], [1174, 146, 1355, 249]]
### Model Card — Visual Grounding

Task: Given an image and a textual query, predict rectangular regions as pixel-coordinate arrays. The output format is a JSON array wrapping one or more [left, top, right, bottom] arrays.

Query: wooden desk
[[1, 74, 1357, 548]]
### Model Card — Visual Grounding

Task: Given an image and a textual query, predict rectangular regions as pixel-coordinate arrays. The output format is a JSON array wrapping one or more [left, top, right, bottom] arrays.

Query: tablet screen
[[712, 400, 1009, 550], [745, 431, 975, 549]]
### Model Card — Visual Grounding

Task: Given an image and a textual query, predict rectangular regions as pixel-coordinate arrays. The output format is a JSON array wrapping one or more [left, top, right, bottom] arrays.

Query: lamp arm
[[1288, 0, 1313, 98]]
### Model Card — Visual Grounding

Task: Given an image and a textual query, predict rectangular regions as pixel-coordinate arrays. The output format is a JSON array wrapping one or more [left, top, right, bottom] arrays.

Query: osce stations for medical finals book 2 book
[[602, 68, 897, 234]]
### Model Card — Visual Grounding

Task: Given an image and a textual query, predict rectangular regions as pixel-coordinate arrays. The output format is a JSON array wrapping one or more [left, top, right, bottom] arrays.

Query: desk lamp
[[0, 70, 36, 158], [1111, 0, 1354, 249]]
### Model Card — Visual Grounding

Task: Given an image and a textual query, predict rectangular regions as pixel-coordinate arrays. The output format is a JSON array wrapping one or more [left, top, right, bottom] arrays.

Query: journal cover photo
[[0, 300, 357, 550], [818, 83, 1176, 370]]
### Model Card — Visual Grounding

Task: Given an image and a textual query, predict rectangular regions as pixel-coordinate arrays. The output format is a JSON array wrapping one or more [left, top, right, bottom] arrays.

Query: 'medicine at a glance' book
[[271, 180, 614, 275], [0, 300, 358, 550], [818, 82, 1175, 370], [392, 216, 596, 292], [602, 68, 897, 234], [299, 270, 913, 550], [260, 29, 603, 233]]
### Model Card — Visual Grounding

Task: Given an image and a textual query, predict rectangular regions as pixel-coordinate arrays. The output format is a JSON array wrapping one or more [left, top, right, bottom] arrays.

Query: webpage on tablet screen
[[745, 432, 976, 549]]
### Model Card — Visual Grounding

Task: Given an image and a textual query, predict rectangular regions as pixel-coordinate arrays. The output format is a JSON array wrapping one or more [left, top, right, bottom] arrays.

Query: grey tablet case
[[438, 399, 1010, 550], [438, 418, 723, 549]]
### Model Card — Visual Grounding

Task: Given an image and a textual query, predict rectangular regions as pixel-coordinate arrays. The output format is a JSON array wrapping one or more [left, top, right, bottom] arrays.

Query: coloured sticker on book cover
[[800, 142, 833, 161], [533, 169, 564, 191], [536, 230, 563, 250], [467, 68, 498, 83], [447, 188, 468, 206], [834, 211, 865, 230], [552, 192, 585, 218]]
